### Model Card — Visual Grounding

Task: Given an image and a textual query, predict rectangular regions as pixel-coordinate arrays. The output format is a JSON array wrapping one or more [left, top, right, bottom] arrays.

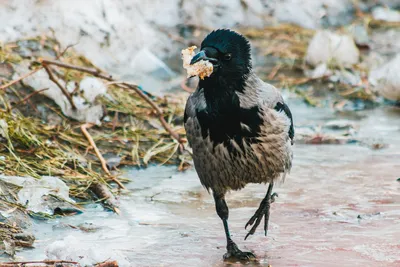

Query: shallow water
[[12, 99, 400, 266]]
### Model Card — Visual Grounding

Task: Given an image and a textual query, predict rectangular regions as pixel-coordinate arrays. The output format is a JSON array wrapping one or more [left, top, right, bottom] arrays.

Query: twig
[[8, 88, 49, 111], [95, 261, 118, 267], [57, 42, 78, 59], [90, 182, 120, 214], [81, 123, 126, 189], [0, 260, 79, 265], [110, 82, 162, 115], [0, 43, 74, 92], [110, 81, 184, 144], [40, 59, 113, 81], [0, 265, 78, 267], [352, 0, 364, 18], [41, 59, 184, 144], [43, 65, 77, 110], [112, 111, 119, 132], [267, 63, 282, 80], [0, 68, 41, 91]]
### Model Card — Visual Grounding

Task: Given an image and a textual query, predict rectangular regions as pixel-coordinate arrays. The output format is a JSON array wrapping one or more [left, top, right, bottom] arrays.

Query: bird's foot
[[244, 192, 278, 240], [223, 241, 256, 262]]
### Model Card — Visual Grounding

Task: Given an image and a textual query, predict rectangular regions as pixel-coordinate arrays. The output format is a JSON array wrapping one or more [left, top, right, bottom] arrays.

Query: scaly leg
[[244, 183, 277, 240], [213, 193, 256, 261]]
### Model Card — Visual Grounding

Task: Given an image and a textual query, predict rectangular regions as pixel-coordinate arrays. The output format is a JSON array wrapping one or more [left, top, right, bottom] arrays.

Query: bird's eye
[[223, 53, 232, 61]]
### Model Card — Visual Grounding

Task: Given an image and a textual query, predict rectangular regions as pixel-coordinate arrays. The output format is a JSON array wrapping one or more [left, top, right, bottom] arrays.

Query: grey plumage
[[183, 29, 294, 260], [185, 71, 293, 195]]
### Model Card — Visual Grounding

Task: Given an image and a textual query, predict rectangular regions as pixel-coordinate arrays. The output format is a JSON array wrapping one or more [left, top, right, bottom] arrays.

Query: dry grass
[[240, 23, 377, 107], [0, 36, 189, 205]]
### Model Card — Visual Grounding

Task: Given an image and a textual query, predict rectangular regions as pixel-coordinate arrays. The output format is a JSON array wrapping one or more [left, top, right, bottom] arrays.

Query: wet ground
[[12, 97, 400, 266]]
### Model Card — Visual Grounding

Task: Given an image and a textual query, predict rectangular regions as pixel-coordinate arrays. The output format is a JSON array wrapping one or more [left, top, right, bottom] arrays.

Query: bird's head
[[190, 29, 252, 83]]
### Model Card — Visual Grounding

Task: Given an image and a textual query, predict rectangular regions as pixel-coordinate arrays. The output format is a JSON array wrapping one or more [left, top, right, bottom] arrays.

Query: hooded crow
[[184, 29, 294, 260]]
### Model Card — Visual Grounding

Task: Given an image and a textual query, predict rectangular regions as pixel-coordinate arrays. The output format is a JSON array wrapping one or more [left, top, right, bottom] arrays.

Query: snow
[[369, 54, 400, 101], [305, 30, 359, 67]]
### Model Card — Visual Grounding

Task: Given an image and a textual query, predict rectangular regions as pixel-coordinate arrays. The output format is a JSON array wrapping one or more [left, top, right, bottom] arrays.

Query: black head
[[190, 29, 252, 82]]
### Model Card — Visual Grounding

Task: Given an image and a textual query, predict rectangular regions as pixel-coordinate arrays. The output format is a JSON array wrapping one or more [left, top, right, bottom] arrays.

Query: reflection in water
[[13, 102, 400, 267]]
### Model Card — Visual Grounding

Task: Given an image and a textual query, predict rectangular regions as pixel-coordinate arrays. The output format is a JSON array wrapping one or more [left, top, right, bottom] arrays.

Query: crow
[[183, 29, 294, 260]]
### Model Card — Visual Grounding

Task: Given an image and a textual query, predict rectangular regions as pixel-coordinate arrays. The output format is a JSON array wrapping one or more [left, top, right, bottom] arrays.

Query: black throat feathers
[[194, 77, 263, 153]]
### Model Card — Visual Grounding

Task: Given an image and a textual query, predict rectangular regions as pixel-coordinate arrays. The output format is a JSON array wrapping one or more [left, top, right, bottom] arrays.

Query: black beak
[[190, 50, 218, 65]]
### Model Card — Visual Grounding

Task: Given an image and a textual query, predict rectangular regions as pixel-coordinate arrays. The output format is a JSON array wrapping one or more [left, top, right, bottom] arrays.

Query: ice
[[45, 235, 130, 267], [0, 175, 75, 214]]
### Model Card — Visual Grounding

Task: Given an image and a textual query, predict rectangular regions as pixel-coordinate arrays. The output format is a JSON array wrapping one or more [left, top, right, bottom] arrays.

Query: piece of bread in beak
[[182, 46, 213, 80]]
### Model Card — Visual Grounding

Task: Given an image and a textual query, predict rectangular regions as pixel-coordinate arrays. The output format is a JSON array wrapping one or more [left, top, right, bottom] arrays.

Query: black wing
[[274, 102, 294, 144], [184, 93, 196, 124]]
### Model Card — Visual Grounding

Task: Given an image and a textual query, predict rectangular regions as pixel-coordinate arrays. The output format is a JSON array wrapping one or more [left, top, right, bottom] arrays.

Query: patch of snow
[[46, 235, 130, 267], [369, 54, 400, 101], [372, 6, 400, 22], [305, 30, 359, 67], [13, 64, 107, 124], [80, 77, 108, 103]]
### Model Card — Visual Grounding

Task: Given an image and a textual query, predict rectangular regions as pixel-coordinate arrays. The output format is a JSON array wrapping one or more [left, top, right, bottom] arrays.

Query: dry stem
[[41, 59, 184, 144], [0, 260, 79, 266], [0, 68, 41, 91], [95, 261, 118, 267], [40, 59, 113, 81], [0, 44, 73, 92], [110, 81, 184, 143], [81, 123, 126, 189], [9, 88, 49, 111], [43, 65, 76, 110]]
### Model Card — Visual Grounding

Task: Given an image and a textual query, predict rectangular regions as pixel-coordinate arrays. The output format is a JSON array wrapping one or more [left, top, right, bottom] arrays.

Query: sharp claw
[[225, 242, 257, 261], [245, 228, 254, 240], [245, 189, 277, 238], [245, 226, 256, 239], [245, 218, 254, 229], [245, 213, 257, 229], [244, 232, 251, 240], [245, 216, 262, 240]]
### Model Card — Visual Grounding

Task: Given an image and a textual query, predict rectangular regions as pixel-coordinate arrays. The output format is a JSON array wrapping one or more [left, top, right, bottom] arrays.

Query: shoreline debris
[[0, 260, 79, 267], [0, 35, 190, 255]]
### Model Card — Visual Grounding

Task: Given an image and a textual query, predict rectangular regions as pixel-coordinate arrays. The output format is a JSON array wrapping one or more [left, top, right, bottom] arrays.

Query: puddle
[[8, 100, 400, 266]]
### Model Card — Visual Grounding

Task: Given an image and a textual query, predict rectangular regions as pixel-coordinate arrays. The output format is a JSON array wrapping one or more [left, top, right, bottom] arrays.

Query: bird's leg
[[245, 182, 277, 240], [213, 192, 256, 261]]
